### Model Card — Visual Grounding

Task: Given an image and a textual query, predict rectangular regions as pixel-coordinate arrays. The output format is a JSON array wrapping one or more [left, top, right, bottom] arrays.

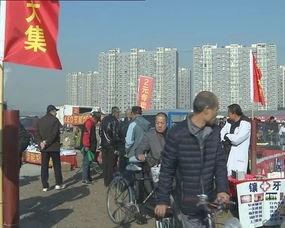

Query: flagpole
[[251, 101, 256, 119], [0, 62, 4, 228]]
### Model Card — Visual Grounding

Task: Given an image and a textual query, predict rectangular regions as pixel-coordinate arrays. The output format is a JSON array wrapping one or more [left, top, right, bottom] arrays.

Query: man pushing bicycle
[[155, 91, 229, 228]]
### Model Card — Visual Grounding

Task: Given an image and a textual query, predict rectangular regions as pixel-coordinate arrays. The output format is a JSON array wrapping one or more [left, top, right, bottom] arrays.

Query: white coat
[[221, 117, 251, 176]]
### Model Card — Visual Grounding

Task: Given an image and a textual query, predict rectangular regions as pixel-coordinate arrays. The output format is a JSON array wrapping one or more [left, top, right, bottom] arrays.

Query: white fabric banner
[[0, 1, 6, 62]]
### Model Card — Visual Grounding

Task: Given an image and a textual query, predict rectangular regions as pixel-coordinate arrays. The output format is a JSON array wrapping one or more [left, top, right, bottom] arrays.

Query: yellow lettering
[[24, 25, 47, 52], [141, 94, 148, 102], [140, 101, 147, 109], [142, 87, 149, 94], [26, 1, 41, 23]]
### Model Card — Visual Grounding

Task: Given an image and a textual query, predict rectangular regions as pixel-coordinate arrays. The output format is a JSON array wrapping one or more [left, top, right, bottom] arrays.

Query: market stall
[[227, 119, 285, 227], [23, 145, 78, 168]]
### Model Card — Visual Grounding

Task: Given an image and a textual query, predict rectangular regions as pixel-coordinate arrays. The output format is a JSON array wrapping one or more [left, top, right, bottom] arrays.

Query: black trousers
[[135, 163, 153, 204], [102, 147, 117, 187], [41, 151, 63, 188]]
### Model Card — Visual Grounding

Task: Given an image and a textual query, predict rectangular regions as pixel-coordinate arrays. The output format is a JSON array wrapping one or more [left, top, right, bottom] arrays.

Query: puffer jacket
[[100, 114, 120, 150], [157, 120, 228, 215]]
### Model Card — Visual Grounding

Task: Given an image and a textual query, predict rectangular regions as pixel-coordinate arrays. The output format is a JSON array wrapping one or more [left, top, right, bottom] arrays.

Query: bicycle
[[185, 194, 241, 228], [106, 161, 175, 227]]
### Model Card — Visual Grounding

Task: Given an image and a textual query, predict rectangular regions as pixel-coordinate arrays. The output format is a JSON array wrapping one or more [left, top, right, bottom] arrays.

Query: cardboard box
[[61, 162, 71, 172]]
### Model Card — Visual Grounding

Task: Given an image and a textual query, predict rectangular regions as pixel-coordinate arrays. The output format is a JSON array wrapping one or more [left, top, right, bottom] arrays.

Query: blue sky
[[3, 0, 285, 114]]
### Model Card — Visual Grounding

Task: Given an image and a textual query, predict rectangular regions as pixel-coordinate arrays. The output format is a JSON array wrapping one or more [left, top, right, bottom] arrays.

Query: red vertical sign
[[137, 76, 154, 110]]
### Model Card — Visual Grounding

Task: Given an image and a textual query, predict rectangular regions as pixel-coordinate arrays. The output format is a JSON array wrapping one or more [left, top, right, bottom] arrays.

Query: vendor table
[[22, 150, 78, 168]]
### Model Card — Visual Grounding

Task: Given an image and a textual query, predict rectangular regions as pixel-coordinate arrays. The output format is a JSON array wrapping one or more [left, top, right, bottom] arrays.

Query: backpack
[[19, 123, 31, 152]]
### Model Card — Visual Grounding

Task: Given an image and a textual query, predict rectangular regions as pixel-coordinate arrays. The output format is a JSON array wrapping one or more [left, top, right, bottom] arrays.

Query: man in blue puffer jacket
[[155, 91, 229, 228]]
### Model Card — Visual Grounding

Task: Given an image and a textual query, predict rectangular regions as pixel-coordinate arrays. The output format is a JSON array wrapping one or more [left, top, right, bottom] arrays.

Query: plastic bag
[[151, 164, 161, 183], [81, 147, 95, 162]]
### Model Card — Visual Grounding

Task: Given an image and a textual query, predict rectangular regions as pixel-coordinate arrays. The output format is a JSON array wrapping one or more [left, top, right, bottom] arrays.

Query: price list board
[[237, 179, 285, 227]]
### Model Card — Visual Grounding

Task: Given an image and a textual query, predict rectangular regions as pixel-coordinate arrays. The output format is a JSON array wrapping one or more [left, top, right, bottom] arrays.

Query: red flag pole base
[[3, 110, 19, 228]]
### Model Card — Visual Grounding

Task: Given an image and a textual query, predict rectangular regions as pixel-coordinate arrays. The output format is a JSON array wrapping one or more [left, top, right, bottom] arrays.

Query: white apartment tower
[[178, 68, 191, 109], [278, 65, 285, 110], [66, 71, 100, 106], [192, 43, 277, 111], [98, 48, 178, 112]]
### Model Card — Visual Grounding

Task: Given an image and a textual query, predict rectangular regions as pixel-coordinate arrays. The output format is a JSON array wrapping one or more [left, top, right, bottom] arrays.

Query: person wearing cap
[[36, 105, 65, 192], [81, 111, 101, 184]]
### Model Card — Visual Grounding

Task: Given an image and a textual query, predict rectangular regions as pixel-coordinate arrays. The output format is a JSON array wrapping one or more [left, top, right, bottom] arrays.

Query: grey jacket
[[125, 116, 150, 157], [135, 128, 166, 167]]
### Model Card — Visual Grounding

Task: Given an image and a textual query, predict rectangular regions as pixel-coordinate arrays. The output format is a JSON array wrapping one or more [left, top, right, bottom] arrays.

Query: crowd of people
[[35, 91, 255, 227]]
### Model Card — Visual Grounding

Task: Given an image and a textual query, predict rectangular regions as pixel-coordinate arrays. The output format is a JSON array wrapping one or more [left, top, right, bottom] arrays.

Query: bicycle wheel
[[155, 217, 175, 228], [106, 177, 133, 224]]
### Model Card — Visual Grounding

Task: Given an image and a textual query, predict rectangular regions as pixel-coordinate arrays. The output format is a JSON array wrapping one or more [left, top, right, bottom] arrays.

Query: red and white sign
[[0, 0, 62, 69], [237, 179, 285, 227], [137, 76, 154, 110], [64, 115, 92, 125]]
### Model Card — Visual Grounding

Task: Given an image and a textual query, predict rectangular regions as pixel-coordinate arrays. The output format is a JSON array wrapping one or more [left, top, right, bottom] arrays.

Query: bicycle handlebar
[[154, 207, 174, 220], [184, 194, 236, 211]]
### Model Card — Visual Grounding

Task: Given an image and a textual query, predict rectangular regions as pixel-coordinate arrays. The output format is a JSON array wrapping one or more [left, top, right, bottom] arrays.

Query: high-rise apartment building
[[178, 68, 191, 109], [278, 65, 285, 110], [192, 43, 277, 111], [66, 71, 100, 106], [98, 48, 178, 112], [66, 72, 79, 105]]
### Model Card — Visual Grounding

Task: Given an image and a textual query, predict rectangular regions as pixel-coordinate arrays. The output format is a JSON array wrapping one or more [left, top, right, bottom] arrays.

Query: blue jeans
[[82, 151, 91, 181]]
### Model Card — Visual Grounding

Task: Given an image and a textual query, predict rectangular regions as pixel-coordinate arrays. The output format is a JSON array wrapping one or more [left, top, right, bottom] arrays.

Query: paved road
[[20, 163, 155, 228]]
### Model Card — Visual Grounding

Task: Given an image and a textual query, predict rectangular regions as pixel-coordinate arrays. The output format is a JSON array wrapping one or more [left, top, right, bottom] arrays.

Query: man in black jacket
[[118, 108, 132, 174], [155, 91, 229, 227], [100, 106, 121, 187], [36, 105, 65, 192]]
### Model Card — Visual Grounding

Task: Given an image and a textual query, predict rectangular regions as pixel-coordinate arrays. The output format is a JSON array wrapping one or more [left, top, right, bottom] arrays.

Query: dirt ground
[[19, 163, 285, 228], [19, 163, 238, 228], [20, 163, 155, 228]]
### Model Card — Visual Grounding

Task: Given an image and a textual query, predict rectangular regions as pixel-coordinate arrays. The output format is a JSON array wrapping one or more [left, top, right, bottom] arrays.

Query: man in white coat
[[221, 104, 251, 176]]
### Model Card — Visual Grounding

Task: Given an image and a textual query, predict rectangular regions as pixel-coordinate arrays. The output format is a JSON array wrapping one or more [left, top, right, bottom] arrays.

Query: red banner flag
[[0, 1, 62, 69], [250, 50, 265, 106], [137, 76, 154, 110]]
